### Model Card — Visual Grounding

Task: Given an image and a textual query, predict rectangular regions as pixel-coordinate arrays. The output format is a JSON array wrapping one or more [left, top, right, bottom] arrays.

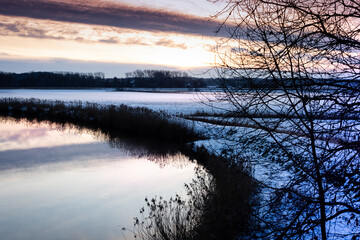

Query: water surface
[[0, 118, 198, 240]]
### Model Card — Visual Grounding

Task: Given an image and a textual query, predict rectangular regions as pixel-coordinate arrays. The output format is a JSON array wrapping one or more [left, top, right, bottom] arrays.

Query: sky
[[0, 0, 226, 77]]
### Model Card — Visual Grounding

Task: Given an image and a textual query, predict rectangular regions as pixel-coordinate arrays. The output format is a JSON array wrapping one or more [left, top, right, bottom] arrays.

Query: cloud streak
[[0, 0, 223, 37], [0, 15, 196, 49]]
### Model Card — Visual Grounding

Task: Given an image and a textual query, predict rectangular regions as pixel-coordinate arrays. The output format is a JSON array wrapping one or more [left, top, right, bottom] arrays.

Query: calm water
[[0, 118, 199, 240]]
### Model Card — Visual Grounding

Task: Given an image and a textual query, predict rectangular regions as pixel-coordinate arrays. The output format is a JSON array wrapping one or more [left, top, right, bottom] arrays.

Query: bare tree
[[206, 0, 360, 239]]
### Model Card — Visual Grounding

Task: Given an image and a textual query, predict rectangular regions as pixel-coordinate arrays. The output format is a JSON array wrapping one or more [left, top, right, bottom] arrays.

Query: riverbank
[[0, 98, 202, 144]]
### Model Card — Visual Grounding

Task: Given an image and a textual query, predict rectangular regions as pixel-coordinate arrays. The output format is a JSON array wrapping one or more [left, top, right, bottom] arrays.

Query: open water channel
[[0, 118, 199, 240]]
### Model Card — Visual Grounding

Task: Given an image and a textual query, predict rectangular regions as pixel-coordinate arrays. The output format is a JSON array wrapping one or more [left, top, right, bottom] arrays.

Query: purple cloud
[[0, 0, 224, 37]]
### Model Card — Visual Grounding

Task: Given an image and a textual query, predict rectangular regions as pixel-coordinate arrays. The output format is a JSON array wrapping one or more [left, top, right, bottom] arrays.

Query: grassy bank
[[128, 145, 258, 240], [0, 98, 202, 144], [184, 145, 258, 239]]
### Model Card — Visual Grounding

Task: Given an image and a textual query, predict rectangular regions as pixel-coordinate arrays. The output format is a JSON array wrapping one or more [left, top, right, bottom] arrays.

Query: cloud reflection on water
[[0, 118, 198, 240]]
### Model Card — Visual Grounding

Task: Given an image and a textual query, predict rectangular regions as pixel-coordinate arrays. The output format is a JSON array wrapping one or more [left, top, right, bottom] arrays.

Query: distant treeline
[[3, 69, 347, 90], [0, 70, 218, 89]]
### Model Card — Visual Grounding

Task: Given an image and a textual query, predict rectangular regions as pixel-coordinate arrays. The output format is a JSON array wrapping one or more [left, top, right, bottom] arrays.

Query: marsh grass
[[125, 145, 258, 240], [185, 145, 258, 239], [125, 166, 214, 240], [0, 98, 203, 144]]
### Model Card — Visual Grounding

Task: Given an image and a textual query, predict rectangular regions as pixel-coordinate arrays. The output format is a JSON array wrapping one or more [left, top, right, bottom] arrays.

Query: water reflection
[[0, 118, 198, 240], [0, 116, 189, 170]]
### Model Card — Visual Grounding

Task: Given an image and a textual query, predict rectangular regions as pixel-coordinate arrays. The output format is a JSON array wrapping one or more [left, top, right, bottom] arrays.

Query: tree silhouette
[[209, 0, 360, 239]]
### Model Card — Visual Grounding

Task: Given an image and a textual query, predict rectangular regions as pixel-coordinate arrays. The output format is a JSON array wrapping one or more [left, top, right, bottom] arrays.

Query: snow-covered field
[[0, 89, 230, 115]]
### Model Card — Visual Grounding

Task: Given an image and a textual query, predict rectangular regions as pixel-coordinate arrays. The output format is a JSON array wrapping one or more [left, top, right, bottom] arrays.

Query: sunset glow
[[0, 0, 225, 76]]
